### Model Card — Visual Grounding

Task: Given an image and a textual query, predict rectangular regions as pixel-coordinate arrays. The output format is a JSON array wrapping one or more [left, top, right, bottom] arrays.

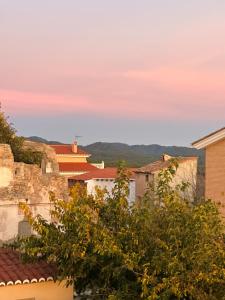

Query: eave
[[192, 127, 225, 149]]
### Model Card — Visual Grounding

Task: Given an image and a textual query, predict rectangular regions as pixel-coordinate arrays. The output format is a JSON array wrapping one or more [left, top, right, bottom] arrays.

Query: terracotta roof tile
[[136, 156, 197, 174], [69, 167, 136, 181], [51, 144, 89, 155], [0, 248, 56, 286], [59, 162, 98, 172]]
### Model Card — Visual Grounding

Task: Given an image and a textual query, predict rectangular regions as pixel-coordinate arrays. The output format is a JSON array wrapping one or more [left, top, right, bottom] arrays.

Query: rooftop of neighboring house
[[51, 142, 90, 156], [192, 126, 225, 149], [59, 162, 98, 173], [0, 248, 56, 287], [69, 167, 136, 181], [135, 154, 197, 174]]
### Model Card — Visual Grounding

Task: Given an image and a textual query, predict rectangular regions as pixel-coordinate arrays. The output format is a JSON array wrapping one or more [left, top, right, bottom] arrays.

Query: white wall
[[86, 179, 136, 204], [0, 201, 52, 242]]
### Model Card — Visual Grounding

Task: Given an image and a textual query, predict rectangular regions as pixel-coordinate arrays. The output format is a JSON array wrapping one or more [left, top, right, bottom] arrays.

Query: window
[[145, 174, 149, 182], [18, 218, 32, 237]]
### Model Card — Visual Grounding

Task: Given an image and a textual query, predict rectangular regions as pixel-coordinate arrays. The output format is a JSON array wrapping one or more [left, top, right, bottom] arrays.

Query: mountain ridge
[[27, 136, 204, 169]]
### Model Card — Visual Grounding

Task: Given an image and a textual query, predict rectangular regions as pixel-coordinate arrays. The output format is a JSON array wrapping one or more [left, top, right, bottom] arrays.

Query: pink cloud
[[123, 68, 225, 95], [1, 88, 177, 119], [1, 63, 225, 122]]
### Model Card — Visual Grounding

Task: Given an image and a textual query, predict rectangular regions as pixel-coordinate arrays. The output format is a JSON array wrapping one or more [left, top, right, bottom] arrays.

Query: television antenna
[[74, 135, 83, 143]]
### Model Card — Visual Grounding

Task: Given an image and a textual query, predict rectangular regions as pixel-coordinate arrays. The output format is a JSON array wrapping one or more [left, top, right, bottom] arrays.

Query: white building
[[69, 167, 136, 204]]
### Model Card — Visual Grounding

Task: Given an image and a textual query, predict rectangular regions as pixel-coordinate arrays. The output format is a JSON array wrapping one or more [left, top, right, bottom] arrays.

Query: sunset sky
[[1, 0, 225, 145]]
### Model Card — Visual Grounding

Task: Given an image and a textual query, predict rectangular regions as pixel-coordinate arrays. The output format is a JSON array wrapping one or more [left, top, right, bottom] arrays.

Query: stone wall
[[0, 143, 68, 242]]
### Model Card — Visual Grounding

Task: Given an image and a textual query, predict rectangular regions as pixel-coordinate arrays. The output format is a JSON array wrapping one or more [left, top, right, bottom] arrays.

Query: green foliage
[[16, 161, 225, 299], [0, 108, 43, 165]]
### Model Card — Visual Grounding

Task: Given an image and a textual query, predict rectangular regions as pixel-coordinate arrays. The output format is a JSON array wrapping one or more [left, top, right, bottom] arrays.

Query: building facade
[[0, 143, 68, 242], [51, 142, 104, 177], [0, 248, 73, 300], [192, 127, 225, 216], [135, 154, 198, 202], [69, 167, 136, 204]]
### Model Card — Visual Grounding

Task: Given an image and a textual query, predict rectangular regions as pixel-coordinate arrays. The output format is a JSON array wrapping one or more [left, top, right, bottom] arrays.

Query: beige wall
[[205, 138, 225, 216], [56, 155, 87, 163], [0, 280, 73, 300], [166, 159, 197, 200], [135, 173, 154, 201], [135, 159, 198, 202]]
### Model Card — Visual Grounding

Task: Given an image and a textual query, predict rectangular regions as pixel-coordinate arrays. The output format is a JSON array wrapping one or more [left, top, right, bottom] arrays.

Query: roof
[[0, 248, 56, 287], [192, 127, 225, 149], [69, 167, 136, 181], [135, 156, 197, 174], [51, 144, 89, 156], [59, 162, 98, 173]]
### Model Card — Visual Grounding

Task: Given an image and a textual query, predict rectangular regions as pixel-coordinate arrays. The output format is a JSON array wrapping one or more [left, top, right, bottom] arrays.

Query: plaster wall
[[56, 155, 88, 163], [0, 280, 73, 300], [87, 179, 135, 204], [135, 173, 154, 201], [205, 138, 225, 216], [135, 159, 197, 202]]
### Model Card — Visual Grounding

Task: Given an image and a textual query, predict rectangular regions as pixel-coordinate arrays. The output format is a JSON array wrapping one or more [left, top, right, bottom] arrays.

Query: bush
[[0, 108, 43, 165], [16, 162, 225, 299]]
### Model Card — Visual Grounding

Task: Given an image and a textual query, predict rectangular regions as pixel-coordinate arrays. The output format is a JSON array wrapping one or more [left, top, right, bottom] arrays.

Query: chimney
[[72, 141, 78, 153], [162, 154, 172, 161]]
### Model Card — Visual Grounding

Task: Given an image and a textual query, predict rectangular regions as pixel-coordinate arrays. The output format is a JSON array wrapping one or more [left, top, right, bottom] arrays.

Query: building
[[135, 154, 198, 201], [69, 167, 136, 204], [192, 127, 225, 216], [0, 143, 68, 242], [0, 248, 73, 300], [51, 142, 104, 177]]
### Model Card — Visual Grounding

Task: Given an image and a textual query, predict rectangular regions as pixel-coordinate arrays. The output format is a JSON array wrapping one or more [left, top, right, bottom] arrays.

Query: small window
[[15, 168, 20, 176], [18, 218, 32, 237], [145, 174, 149, 182]]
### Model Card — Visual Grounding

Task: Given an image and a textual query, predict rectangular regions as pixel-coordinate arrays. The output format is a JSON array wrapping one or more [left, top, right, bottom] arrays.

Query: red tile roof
[[69, 167, 136, 181], [136, 156, 197, 174], [0, 248, 56, 287], [59, 162, 98, 172], [51, 144, 89, 156]]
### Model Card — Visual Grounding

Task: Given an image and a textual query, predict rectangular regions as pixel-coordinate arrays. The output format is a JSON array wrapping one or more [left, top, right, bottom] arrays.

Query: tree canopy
[[0, 107, 42, 165], [16, 162, 225, 299]]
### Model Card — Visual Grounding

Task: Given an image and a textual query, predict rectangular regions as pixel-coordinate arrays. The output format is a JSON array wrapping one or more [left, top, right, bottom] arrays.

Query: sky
[[0, 0, 225, 145]]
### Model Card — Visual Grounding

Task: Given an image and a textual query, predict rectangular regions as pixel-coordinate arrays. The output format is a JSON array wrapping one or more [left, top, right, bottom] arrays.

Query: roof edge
[[192, 127, 225, 149]]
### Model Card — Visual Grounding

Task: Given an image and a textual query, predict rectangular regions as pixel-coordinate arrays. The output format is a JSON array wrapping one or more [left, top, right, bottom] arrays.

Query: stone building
[[0, 142, 68, 242]]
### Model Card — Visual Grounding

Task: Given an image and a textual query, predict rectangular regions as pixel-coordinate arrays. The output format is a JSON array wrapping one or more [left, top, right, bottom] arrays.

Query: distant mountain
[[27, 136, 63, 145], [83, 142, 204, 170], [27, 136, 204, 170]]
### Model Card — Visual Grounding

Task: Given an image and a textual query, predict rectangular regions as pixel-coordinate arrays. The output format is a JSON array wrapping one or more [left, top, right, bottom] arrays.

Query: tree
[[0, 107, 42, 165], [16, 162, 225, 299]]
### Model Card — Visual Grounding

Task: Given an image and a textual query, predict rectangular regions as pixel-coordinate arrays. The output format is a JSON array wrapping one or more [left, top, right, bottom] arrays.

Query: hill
[[27, 136, 204, 170], [27, 136, 63, 145]]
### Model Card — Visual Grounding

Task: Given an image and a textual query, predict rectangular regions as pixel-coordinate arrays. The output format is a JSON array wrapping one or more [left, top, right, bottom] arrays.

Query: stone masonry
[[0, 143, 68, 242]]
